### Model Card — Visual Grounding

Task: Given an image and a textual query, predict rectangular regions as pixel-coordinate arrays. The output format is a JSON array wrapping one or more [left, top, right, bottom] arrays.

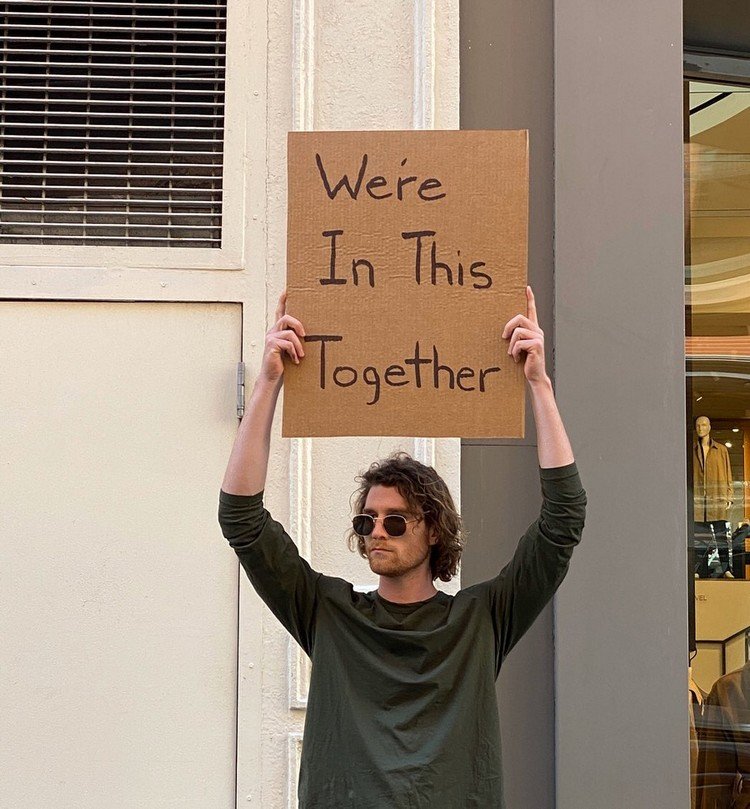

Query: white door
[[1, 301, 247, 808]]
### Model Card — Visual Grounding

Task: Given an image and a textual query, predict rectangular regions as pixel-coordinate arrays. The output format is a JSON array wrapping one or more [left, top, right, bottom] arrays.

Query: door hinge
[[236, 362, 246, 419]]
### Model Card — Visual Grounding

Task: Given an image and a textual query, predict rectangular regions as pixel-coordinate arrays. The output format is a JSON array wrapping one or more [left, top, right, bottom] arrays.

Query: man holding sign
[[219, 288, 586, 808]]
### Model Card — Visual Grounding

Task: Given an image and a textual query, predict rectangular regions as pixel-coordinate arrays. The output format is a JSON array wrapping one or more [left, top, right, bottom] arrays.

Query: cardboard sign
[[283, 130, 528, 438]]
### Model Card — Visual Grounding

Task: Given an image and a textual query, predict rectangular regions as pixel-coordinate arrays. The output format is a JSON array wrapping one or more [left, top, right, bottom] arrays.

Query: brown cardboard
[[283, 130, 528, 438]]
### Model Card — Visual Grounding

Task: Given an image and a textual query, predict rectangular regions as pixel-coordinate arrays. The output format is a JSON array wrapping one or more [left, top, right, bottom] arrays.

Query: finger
[[511, 338, 540, 363], [270, 329, 304, 356], [274, 338, 299, 364], [274, 314, 306, 338], [507, 328, 540, 354], [274, 289, 287, 323], [526, 286, 538, 326], [508, 327, 538, 342], [502, 314, 539, 339], [275, 328, 305, 358]]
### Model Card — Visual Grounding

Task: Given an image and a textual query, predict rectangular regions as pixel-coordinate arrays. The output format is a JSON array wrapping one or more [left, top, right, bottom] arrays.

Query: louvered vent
[[0, 0, 226, 247]]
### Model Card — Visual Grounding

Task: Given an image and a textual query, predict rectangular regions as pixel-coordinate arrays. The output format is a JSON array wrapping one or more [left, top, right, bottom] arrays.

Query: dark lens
[[382, 515, 408, 537], [352, 515, 375, 536]]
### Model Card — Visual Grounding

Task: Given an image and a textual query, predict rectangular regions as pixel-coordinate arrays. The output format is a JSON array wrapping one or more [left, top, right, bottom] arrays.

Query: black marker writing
[[316, 153, 369, 200], [402, 231, 493, 289], [315, 153, 446, 202], [305, 335, 502, 406], [303, 334, 343, 389], [320, 229, 375, 287], [401, 230, 436, 285]]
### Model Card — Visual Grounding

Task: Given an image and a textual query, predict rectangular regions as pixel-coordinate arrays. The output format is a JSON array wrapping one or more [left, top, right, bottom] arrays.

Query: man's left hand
[[502, 286, 549, 385]]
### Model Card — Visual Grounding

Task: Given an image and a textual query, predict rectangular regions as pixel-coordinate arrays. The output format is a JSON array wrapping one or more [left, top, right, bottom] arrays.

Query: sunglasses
[[352, 513, 419, 538]]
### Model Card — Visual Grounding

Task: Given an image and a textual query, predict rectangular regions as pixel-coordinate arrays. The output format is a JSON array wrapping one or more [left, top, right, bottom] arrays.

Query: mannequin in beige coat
[[694, 416, 733, 523]]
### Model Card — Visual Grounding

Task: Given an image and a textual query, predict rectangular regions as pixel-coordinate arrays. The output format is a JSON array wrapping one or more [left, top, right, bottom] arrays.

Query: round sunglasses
[[351, 513, 419, 538]]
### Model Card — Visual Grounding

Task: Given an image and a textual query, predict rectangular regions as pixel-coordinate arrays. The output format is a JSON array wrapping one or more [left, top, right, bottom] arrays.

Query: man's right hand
[[262, 291, 306, 383]]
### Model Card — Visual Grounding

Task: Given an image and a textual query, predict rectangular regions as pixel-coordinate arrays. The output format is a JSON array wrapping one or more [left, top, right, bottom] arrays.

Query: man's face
[[696, 416, 711, 438], [361, 485, 437, 580]]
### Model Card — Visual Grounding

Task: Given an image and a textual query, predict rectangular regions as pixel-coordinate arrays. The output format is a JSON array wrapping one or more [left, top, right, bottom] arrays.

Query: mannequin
[[694, 416, 733, 522], [694, 416, 733, 577]]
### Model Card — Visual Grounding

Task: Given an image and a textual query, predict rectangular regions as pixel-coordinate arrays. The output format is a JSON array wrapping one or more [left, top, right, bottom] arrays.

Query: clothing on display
[[694, 521, 733, 579], [218, 463, 586, 809], [694, 439, 733, 523], [732, 524, 750, 579]]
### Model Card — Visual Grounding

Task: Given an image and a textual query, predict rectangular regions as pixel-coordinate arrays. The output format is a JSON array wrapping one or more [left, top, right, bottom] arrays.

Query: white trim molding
[[412, 0, 436, 129], [289, 437, 313, 562], [413, 437, 437, 467], [287, 732, 304, 809], [288, 638, 312, 711], [292, 0, 316, 131]]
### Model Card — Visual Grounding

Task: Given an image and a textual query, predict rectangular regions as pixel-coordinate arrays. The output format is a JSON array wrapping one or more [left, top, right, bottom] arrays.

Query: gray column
[[460, 1, 556, 806], [554, 1, 688, 807]]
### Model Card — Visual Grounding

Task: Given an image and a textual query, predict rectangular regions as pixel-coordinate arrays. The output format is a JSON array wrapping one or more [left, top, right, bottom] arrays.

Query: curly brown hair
[[346, 452, 466, 582]]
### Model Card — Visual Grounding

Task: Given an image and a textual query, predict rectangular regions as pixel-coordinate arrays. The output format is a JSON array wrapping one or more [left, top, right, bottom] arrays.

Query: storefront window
[[687, 79, 750, 807]]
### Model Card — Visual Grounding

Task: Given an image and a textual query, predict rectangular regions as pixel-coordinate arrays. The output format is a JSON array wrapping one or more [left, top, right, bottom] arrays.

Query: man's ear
[[428, 530, 438, 546]]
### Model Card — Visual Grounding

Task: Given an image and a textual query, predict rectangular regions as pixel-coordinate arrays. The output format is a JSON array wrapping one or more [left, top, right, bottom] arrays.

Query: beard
[[367, 545, 430, 578]]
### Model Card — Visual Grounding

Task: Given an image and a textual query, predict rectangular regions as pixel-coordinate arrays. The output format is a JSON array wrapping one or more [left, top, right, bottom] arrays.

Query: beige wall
[[693, 580, 750, 692], [1, 302, 243, 808], [0, 1, 461, 807]]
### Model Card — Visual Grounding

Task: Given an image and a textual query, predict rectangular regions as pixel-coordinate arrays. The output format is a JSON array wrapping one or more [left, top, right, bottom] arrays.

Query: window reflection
[[687, 80, 750, 809]]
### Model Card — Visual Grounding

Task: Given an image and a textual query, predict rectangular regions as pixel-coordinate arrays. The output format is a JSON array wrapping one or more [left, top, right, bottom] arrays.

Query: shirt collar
[[696, 438, 719, 450]]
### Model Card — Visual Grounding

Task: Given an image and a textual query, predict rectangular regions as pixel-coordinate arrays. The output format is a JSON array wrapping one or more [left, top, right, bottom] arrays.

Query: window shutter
[[0, 0, 227, 247]]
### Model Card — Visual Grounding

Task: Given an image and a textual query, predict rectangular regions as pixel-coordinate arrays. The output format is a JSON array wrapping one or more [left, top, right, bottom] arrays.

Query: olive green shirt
[[218, 462, 586, 808]]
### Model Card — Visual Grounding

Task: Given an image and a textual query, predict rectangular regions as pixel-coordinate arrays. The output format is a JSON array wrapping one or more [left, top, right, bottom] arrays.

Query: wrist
[[528, 374, 553, 394], [253, 374, 283, 399]]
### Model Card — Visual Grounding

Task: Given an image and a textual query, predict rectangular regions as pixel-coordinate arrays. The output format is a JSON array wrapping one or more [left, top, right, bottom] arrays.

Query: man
[[218, 287, 586, 808]]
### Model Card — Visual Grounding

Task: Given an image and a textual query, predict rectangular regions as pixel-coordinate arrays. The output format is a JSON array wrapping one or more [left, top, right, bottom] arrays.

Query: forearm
[[529, 376, 575, 469], [221, 376, 283, 496]]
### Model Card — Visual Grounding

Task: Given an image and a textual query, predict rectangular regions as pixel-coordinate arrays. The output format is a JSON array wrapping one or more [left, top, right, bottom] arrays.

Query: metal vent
[[0, 0, 226, 247]]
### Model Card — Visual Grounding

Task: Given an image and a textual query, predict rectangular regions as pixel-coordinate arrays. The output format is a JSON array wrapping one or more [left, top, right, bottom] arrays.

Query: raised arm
[[218, 293, 319, 655], [221, 291, 306, 496], [477, 286, 585, 668], [502, 285, 574, 469]]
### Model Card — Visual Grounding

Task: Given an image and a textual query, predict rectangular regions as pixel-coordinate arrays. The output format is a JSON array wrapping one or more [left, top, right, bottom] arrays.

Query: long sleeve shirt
[[218, 462, 586, 809]]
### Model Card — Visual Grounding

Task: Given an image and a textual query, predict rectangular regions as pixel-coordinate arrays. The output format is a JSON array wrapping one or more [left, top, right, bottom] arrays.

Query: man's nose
[[371, 517, 388, 539]]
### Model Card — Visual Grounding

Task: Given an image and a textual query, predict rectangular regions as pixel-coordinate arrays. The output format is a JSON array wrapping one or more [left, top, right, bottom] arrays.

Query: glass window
[[687, 79, 750, 807]]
